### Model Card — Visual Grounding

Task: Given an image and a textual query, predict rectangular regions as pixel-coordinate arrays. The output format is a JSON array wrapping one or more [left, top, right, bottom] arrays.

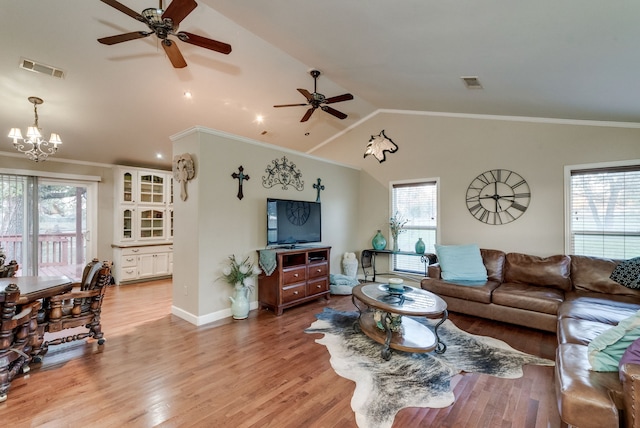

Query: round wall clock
[[466, 169, 531, 225], [286, 201, 311, 225]]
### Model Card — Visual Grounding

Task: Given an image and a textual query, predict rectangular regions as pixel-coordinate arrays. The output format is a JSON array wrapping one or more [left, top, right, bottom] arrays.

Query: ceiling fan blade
[[162, 39, 187, 68], [321, 105, 348, 120], [100, 0, 144, 22], [274, 103, 308, 108], [162, 0, 197, 27], [301, 107, 316, 122], [177, 32, 232, 54], [324, 93, 354, 104], [98, 31, 151, 45], [297, 89, 313, 102]]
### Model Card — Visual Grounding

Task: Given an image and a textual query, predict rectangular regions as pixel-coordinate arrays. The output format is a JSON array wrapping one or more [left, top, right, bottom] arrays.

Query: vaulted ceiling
[[1, 1, 639, 168]]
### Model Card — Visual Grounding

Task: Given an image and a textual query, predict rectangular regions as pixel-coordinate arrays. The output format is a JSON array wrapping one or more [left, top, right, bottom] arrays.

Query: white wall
[[171, 127, 360, 324], [312, 111, 640, 257]]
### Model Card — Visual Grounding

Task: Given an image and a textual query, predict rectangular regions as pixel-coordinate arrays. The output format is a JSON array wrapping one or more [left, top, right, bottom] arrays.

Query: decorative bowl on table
[[388, 277, 404, 290]]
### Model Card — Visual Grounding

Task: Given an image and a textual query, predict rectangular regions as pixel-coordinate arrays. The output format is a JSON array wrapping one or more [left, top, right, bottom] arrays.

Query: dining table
[[0, 276, 73, 305], [0, 276, 74, 361]]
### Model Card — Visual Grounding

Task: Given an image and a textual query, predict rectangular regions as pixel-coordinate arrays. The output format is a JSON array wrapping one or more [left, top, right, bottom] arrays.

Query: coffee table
[[351, 283, 448, 360]]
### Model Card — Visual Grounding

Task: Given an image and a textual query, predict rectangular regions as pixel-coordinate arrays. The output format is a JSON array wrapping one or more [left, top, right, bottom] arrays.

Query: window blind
[[570, 165, 640, 258], [391, 180, 438, 273]]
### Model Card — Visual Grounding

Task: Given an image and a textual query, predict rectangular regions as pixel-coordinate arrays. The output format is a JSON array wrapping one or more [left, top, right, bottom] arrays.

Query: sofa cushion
[[479, 248, 506, 283], [558, 296, 640, 324], [421, 278, 500, 304], [435, 244, 487, 281], [619, 338, 640, 381], [492, 282, 564, 315], [588, 310, 640, 371], [571, 255, 640, 298], [504, 252, 572, 291], [557, 317, 615, 346], [610, 257, 640, 289]]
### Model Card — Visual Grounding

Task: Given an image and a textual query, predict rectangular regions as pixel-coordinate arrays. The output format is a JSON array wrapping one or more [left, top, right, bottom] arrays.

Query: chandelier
[[8, 96, 62, 162]]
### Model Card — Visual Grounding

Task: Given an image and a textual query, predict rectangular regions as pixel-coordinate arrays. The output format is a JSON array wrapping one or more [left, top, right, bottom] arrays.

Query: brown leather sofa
[[421, 249, 640, 428]]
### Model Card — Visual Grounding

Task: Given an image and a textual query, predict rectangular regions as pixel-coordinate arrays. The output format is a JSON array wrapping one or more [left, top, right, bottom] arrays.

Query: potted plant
[[220, 255, 261, 319]]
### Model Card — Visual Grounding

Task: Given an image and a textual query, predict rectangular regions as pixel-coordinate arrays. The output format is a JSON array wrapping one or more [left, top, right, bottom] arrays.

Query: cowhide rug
[[305, 308, 554, 428]]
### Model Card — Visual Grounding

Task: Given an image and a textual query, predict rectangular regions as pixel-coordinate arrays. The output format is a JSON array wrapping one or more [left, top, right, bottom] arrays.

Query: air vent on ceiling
[[461, 76, 482, 89], [19, 58, 65, 79]]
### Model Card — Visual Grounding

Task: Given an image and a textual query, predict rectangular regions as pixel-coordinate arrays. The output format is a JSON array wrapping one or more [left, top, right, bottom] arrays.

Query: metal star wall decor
[[262, 156, 304, 190], [364, 129, 398, 163]]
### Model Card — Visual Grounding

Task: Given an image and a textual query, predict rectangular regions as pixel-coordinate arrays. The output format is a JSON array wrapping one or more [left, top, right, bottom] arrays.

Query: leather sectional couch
[[421, 249, 640, 428]]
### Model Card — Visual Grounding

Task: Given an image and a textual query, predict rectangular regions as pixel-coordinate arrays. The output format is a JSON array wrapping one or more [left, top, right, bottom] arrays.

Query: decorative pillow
[[619, 337, 640, 381], [610, 257, 640, 289], [588, 310, 640, 371], [435, 244, 488, 282]]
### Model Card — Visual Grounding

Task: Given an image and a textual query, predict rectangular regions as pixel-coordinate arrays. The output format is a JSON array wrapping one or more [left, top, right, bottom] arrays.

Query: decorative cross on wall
[[231, 166, 250, 200], [313, 178, 325, 202]]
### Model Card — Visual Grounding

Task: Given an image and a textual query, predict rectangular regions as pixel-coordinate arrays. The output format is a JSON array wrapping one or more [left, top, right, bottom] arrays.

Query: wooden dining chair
[[38, 259, 112, 359], [0, 284, 41, 402], [0, 260, 19, 278]]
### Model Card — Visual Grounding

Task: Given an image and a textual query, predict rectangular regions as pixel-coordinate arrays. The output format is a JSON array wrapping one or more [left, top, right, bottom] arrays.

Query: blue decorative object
[[415, 238, 426, 254], [372, 230, 387, 250]]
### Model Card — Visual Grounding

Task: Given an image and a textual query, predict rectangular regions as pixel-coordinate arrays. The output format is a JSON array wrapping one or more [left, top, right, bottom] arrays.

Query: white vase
[[342, 258, 358, 279], [229, 284, 250, 320]]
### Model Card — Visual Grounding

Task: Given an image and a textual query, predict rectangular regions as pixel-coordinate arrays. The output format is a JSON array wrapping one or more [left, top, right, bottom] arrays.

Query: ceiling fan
[[274, 70, 354, 122], [97, 0, 232, 68]]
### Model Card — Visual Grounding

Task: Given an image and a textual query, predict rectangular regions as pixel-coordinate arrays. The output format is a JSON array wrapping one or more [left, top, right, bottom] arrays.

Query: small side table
[[360, 249, 437, 281]]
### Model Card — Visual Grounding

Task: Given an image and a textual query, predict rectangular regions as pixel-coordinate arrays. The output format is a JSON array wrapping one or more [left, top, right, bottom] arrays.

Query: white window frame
[[388, 177, 440, 276], [564, 159, 640, 257]]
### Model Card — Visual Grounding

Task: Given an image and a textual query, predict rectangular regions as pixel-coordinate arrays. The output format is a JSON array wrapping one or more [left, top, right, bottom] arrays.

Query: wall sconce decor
[[172, 153, 195, 201], [364, 129, 398, 163], [8, 96, 62, 162], [262, 156, 304, 190]]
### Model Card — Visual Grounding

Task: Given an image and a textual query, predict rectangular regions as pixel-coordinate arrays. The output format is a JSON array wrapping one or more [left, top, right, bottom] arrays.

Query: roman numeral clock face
[[466, 169, 531, 225]]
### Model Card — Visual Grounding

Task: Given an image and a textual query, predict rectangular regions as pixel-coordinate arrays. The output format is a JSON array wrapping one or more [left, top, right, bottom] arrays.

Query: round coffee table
[[351, 283, 448, 360]]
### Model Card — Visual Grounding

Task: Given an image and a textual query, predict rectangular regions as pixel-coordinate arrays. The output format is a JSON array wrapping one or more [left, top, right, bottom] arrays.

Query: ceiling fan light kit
[[97, 0, 232, 69], [274, 69, 354, 122]]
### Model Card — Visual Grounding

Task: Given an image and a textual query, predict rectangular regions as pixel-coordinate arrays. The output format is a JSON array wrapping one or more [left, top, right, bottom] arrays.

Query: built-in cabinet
[[113, 166, 174, 284], [257, 246, 331, 315]]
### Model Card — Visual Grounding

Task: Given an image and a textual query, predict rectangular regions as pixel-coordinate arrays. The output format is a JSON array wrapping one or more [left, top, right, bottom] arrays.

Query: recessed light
[[183, 90, 192, 99], [156, 153, 163, 159], [461, 76, 483, 89], [256, 115, 264, 124]]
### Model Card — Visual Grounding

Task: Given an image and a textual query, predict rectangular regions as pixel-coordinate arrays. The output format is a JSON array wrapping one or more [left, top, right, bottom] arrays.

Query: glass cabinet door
[[139, 174, 165, 204], [121, 208, 134, 241], [139, 209, 165, 239], [123, 172, 134, 203]]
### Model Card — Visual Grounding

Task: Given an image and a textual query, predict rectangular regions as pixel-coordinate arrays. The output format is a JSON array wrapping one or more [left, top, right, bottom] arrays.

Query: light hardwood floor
[[1, 279, 562, 427]]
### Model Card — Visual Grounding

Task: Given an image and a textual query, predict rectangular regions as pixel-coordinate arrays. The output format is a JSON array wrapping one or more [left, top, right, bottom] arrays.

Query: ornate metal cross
[[313, 178, 325, 202], [231, 166, 250, 200]]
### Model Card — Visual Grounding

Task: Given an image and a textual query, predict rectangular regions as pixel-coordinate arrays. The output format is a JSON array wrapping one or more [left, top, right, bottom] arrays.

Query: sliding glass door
[[0, 174, 96, 281]]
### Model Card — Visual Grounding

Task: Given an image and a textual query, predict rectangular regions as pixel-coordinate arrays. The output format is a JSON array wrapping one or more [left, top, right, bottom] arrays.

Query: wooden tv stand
[[257, 246, 331, 315]]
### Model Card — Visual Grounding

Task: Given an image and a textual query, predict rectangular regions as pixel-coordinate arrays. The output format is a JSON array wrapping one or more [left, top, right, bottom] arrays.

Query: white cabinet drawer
[[120, 255, 137, 267], [119, 266, 138, 281]]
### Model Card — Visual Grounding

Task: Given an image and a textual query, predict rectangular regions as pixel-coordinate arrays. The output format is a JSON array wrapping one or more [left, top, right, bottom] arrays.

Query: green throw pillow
[[435, 244, 488, 282], [588, 310, 640, 372]]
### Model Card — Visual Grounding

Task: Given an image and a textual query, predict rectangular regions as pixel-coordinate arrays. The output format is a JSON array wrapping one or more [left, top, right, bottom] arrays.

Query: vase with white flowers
[[220, 255, 261, 320], [389, 212, 409, 252]]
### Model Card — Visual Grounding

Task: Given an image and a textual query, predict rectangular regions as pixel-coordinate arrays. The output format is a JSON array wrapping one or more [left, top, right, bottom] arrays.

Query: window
[[390, 179, 438, 274], [569, 163, 640, 258]]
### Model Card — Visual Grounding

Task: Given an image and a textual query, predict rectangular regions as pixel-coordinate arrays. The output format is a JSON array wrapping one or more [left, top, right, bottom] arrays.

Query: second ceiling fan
[[274, 70, 354, 122], [97, 0, 232, 68]]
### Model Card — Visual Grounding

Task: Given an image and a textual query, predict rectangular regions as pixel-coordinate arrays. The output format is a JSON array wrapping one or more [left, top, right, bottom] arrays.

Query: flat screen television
[[267, 198, 321, 247]]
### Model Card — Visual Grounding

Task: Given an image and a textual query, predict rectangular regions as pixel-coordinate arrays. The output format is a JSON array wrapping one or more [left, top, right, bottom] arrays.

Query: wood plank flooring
[[1, 280, 562, 427]]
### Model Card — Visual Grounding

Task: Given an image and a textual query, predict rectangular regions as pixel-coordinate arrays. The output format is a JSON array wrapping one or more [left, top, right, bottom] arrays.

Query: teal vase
[[372, 230, 387, 250], [415, 238, 426, 254]]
